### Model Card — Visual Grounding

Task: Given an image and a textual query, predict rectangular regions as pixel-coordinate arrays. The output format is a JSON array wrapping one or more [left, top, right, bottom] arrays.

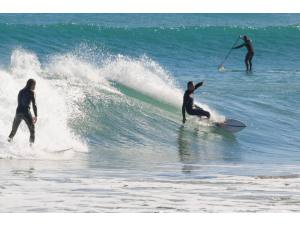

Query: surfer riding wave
[[182, 81, 210, 123], [8, 79, 37, 145]]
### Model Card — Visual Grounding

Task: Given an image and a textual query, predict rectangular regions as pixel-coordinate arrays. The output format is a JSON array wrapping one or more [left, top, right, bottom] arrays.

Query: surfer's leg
[[23, 113, 35, 144], [249, 53, 254, 71], [8, 114, 22, 140], [200, 110, 211, 119], [190, 108, 211, 119], [245, 53, 250, 71]]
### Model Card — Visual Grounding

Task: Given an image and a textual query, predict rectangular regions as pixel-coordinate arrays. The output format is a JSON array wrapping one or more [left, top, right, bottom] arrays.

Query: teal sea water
[[0, 14, 300, 212]]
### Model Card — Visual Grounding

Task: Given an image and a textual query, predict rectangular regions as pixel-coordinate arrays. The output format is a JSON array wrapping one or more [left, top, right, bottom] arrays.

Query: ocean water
[[0, 14, 300, 212]]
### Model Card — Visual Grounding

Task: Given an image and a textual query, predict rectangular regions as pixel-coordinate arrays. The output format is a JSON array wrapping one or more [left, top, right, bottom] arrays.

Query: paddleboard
[[219, 68, 248, 73]]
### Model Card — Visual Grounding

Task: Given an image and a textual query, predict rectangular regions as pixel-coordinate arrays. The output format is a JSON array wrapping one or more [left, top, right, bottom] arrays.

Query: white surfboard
[[43, 147, 73, 153], [214, 119, 246, 133]]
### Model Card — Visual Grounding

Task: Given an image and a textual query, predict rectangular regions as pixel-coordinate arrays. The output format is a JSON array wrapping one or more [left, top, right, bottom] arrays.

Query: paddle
[[218, 36, 241, 71]]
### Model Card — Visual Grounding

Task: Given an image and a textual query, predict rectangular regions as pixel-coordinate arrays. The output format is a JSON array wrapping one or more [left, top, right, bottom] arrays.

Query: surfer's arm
[[194, 81, 204, 90], [232, 43, 245, 49], [31, 92, 37, 117], [182, 94, 187, 123], [17, 90, 22, 106], [194, 104, 201, 109]]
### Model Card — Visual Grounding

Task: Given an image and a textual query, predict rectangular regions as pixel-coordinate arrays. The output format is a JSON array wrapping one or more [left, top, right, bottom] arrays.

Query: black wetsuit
[[233, 39, 254, 71], [9, 88, 37, 143], [182, 82, 210, 122]]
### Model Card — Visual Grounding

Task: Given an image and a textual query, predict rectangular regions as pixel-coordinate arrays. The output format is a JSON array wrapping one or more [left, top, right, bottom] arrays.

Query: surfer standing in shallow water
[[182, 81, 210, 123], [232, 35, 254, 72], [8, 79, 37, 146]]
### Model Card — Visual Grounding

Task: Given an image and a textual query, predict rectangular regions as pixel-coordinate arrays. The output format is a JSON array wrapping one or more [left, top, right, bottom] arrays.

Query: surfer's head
[[25, 78, 36, 91], [243, 35, 249, 41], [187, 81, 194, 91]]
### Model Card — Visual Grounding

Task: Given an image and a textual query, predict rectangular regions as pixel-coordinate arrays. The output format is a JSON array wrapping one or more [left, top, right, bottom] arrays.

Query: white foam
[[99, 54, 224, 121], [45, 51, 224, 122], [0, 49, 87, 159], [1, 167, 300, 212], [0, 48, 225, 159]]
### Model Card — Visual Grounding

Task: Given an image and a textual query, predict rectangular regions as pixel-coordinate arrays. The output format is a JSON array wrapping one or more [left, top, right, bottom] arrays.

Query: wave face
[[0, 47, 224, 161]]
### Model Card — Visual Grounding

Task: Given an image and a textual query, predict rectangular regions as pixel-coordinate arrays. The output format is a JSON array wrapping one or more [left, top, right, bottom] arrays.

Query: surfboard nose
[[216, 119, 246, 133]]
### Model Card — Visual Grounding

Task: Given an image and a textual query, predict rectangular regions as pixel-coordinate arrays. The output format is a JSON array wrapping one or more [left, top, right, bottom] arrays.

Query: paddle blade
[[218, 64, 225, 72]]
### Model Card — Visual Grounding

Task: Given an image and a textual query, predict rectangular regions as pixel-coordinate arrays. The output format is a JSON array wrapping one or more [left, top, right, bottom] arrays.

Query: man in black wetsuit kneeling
[[182, 81, 210, 124], [8, 79, 37, 145]]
